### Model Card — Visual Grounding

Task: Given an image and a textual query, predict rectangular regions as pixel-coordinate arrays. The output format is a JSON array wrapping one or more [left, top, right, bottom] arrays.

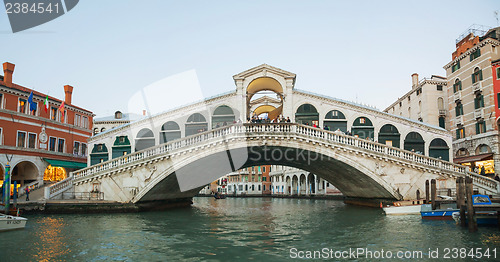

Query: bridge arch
[[295, 103, 319, 125], [160, 121, 181, 143], [135, 128, 155, 151], [185, 113, 208, 136], [246, 77, 283, 101], [429, 138, 449, 161], [253, 105, 276, 117], [324, 110, 347, 132], [404, 132, 425, 154], [133, 139, 402, 203], [378, 124, 400, 148], [352, 116, 374, 139]]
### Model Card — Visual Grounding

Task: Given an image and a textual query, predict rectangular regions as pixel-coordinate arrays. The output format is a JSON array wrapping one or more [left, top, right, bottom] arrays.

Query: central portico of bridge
[[47, 64, 500, 203]]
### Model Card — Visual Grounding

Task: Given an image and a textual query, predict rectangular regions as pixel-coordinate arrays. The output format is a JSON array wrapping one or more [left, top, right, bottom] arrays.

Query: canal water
[[1, 197, 499, 261]]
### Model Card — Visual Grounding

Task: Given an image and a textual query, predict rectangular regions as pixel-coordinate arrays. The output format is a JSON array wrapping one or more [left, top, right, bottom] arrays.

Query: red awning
[[453, 153, 493, 164]]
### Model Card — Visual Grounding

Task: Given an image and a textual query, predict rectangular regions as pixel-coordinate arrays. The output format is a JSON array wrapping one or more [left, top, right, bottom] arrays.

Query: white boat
[[0, 214, 28, 232], [383, 204, 422, 215]]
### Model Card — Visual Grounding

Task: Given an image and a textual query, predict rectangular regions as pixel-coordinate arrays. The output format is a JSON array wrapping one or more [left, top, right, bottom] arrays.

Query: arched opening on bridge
[[247, 77, 284, 118], [352, 117, 374, 139], [429, 138, 449, 161], [378, 124, 400, 148], [404, 132, 425, 154], [253, 105, 277, 119], [12, 161, 38, 186], [185, 113, 208, 136], [291, 175, 298, 195], [212, 105, 235, 128], [324, 110, 347, 132], [295, 104, 319, 126], [112, 135, 131, 158], [135, 128, 155, 151], [299, 174, 306, 195], [90, 144, 109, 165], [160, 121, 181, 144]]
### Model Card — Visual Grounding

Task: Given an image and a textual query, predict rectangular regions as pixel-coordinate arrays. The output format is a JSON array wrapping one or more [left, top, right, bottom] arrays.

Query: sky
[[0, 0, 499, 118]]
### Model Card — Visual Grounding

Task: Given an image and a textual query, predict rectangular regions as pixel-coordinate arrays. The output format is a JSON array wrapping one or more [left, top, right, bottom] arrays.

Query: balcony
[[472, 82, 482, 94], [455, 115, 464, 126], [438, 109, 447, 116], [454, 91, 461, 102], [474, 108, 484, 119]]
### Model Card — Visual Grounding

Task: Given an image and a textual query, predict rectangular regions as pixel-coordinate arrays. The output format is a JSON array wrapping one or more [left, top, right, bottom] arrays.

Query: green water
[[1, 197, 499, 261]]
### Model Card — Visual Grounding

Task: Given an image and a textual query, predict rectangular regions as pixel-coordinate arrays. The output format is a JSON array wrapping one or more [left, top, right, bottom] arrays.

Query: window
[[17, 131, 26, 147], [470, 48, 481, 61], [453, 79, 462, 93], [81, 143, 87, 156], [258, 185, 261, 191], [439, 116, 445, 128], [399, 102, 402, 107], [18, 98, 27, 113], [497, 68, 500, 79], [474, 94, 484, 109], [472, 67, 483, 84], [416, 88, 422, 95], [437, 85, 443, 91], [51, 107, 58, 121], [408, 96, 411, 102], [74, 114, 81, 127], [262, 166, 266, 172], [452, 61, 460, 73], [28, 133, 36, 149], [74, 141, 80, 155], [498, 93, 500, 109], [83, 116, 89, 128], [456, 128, 465, 139], [455, 103, 463, 116], [263, 185, 265, 191], [0, 93, 3, 108], [0, 128, 2, 145], [57, 138, 65, 153], [476, 121, 486, 134], [360, 118, 365, 124], [49, 137, 56, 151]]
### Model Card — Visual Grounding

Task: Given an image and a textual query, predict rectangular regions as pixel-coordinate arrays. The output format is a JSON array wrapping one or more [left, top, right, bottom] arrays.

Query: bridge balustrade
[[50, 123, 499, 198]]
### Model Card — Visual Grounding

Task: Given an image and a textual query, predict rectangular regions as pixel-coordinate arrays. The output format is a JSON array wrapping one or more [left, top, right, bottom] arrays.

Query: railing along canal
[[58, 123, 499, 194]]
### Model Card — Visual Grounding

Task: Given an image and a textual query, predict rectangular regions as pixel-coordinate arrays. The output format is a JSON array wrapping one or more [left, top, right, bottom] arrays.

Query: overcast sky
[[1, 0, 498, 117]]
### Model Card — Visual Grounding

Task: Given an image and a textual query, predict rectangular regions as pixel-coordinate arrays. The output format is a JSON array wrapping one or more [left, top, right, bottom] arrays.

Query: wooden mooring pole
[[431, 179, 437, 210], [465, 177, 477, 232], [456, 177, 466, 227], [425, 180, 430, 204]]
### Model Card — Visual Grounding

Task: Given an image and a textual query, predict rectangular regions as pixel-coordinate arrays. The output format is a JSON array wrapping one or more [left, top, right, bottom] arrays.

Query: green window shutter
[[457, 60, 460, 69], [459, 81, 462, 90], [477, 48, 481, 57], [497, 93, 500, 109], [456, 129, 460, 139], [479, 70, 483, 81], [476, 123, 480, 134], [472, 74, 476, 84], [481, 95, 484, 107]]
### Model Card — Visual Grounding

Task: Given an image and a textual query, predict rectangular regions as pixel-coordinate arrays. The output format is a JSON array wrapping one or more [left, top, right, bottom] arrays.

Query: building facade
[[443, 26, 500, 177], [384, 73, 448, 129], [0, 62, 93, 191]]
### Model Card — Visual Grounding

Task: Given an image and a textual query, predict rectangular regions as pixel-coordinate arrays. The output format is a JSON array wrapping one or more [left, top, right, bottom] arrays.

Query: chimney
[[3, 62, 15, 87], [411, 73, 419, 88], [64, 85, 73, 104], [142, 110, 146, 116]]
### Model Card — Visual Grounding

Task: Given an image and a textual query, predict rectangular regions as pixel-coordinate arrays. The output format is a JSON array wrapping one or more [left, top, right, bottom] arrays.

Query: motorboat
[[420, 203, 458, 220], [0, 214, 28, 232], [383, 200, 424, 215], [452, 195, 500, 226]]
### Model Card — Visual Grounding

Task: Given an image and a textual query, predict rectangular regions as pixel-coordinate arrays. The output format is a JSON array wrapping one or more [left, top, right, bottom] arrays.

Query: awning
[[453, 153, 493, 164], [43, 158, 87, 169]]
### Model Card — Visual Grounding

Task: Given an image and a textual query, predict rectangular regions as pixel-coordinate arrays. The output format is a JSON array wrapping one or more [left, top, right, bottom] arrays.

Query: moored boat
[[0, 214, 28, 232], [451, 195, 500, 226], [383, 200, 424, 215], [420, 203, 458, 220]]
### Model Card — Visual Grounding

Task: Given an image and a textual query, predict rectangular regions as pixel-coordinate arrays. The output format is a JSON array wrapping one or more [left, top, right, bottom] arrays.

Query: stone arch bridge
[[47, 123, 500, 203]]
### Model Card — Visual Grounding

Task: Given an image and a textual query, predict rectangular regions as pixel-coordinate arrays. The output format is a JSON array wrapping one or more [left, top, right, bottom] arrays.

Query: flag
[[28, 91, 37, 112], [58, 101, 65, 120], [44, 95, 49, 113]]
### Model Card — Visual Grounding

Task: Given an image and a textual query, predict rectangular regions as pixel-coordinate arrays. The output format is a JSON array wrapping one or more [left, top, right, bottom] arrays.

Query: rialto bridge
[[46, 64, 500, 203]]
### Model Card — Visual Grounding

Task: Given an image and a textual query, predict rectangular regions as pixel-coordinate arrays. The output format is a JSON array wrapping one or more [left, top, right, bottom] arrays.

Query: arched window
[[404, 132, 425, 154], [212, 105, 235, 128], [135, 128, 155, 151], [100, 127, 106, 132], [429, 138, 449, 161], [160, 121, 181, 143], [472, 67, 483, 84], [90, 144, 109, 165], [295, 104, 319, 125], [185, 113, 208, 136], [112, 136, 131, 159], [437, 97, 444, 110], [324, 110, 347, 132], [352, 117, 374, 139], [378, 124, 400, 147]]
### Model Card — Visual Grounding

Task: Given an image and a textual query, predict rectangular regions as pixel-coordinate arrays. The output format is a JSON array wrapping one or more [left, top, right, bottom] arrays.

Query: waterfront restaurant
[[0, 62, 94, 193]]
